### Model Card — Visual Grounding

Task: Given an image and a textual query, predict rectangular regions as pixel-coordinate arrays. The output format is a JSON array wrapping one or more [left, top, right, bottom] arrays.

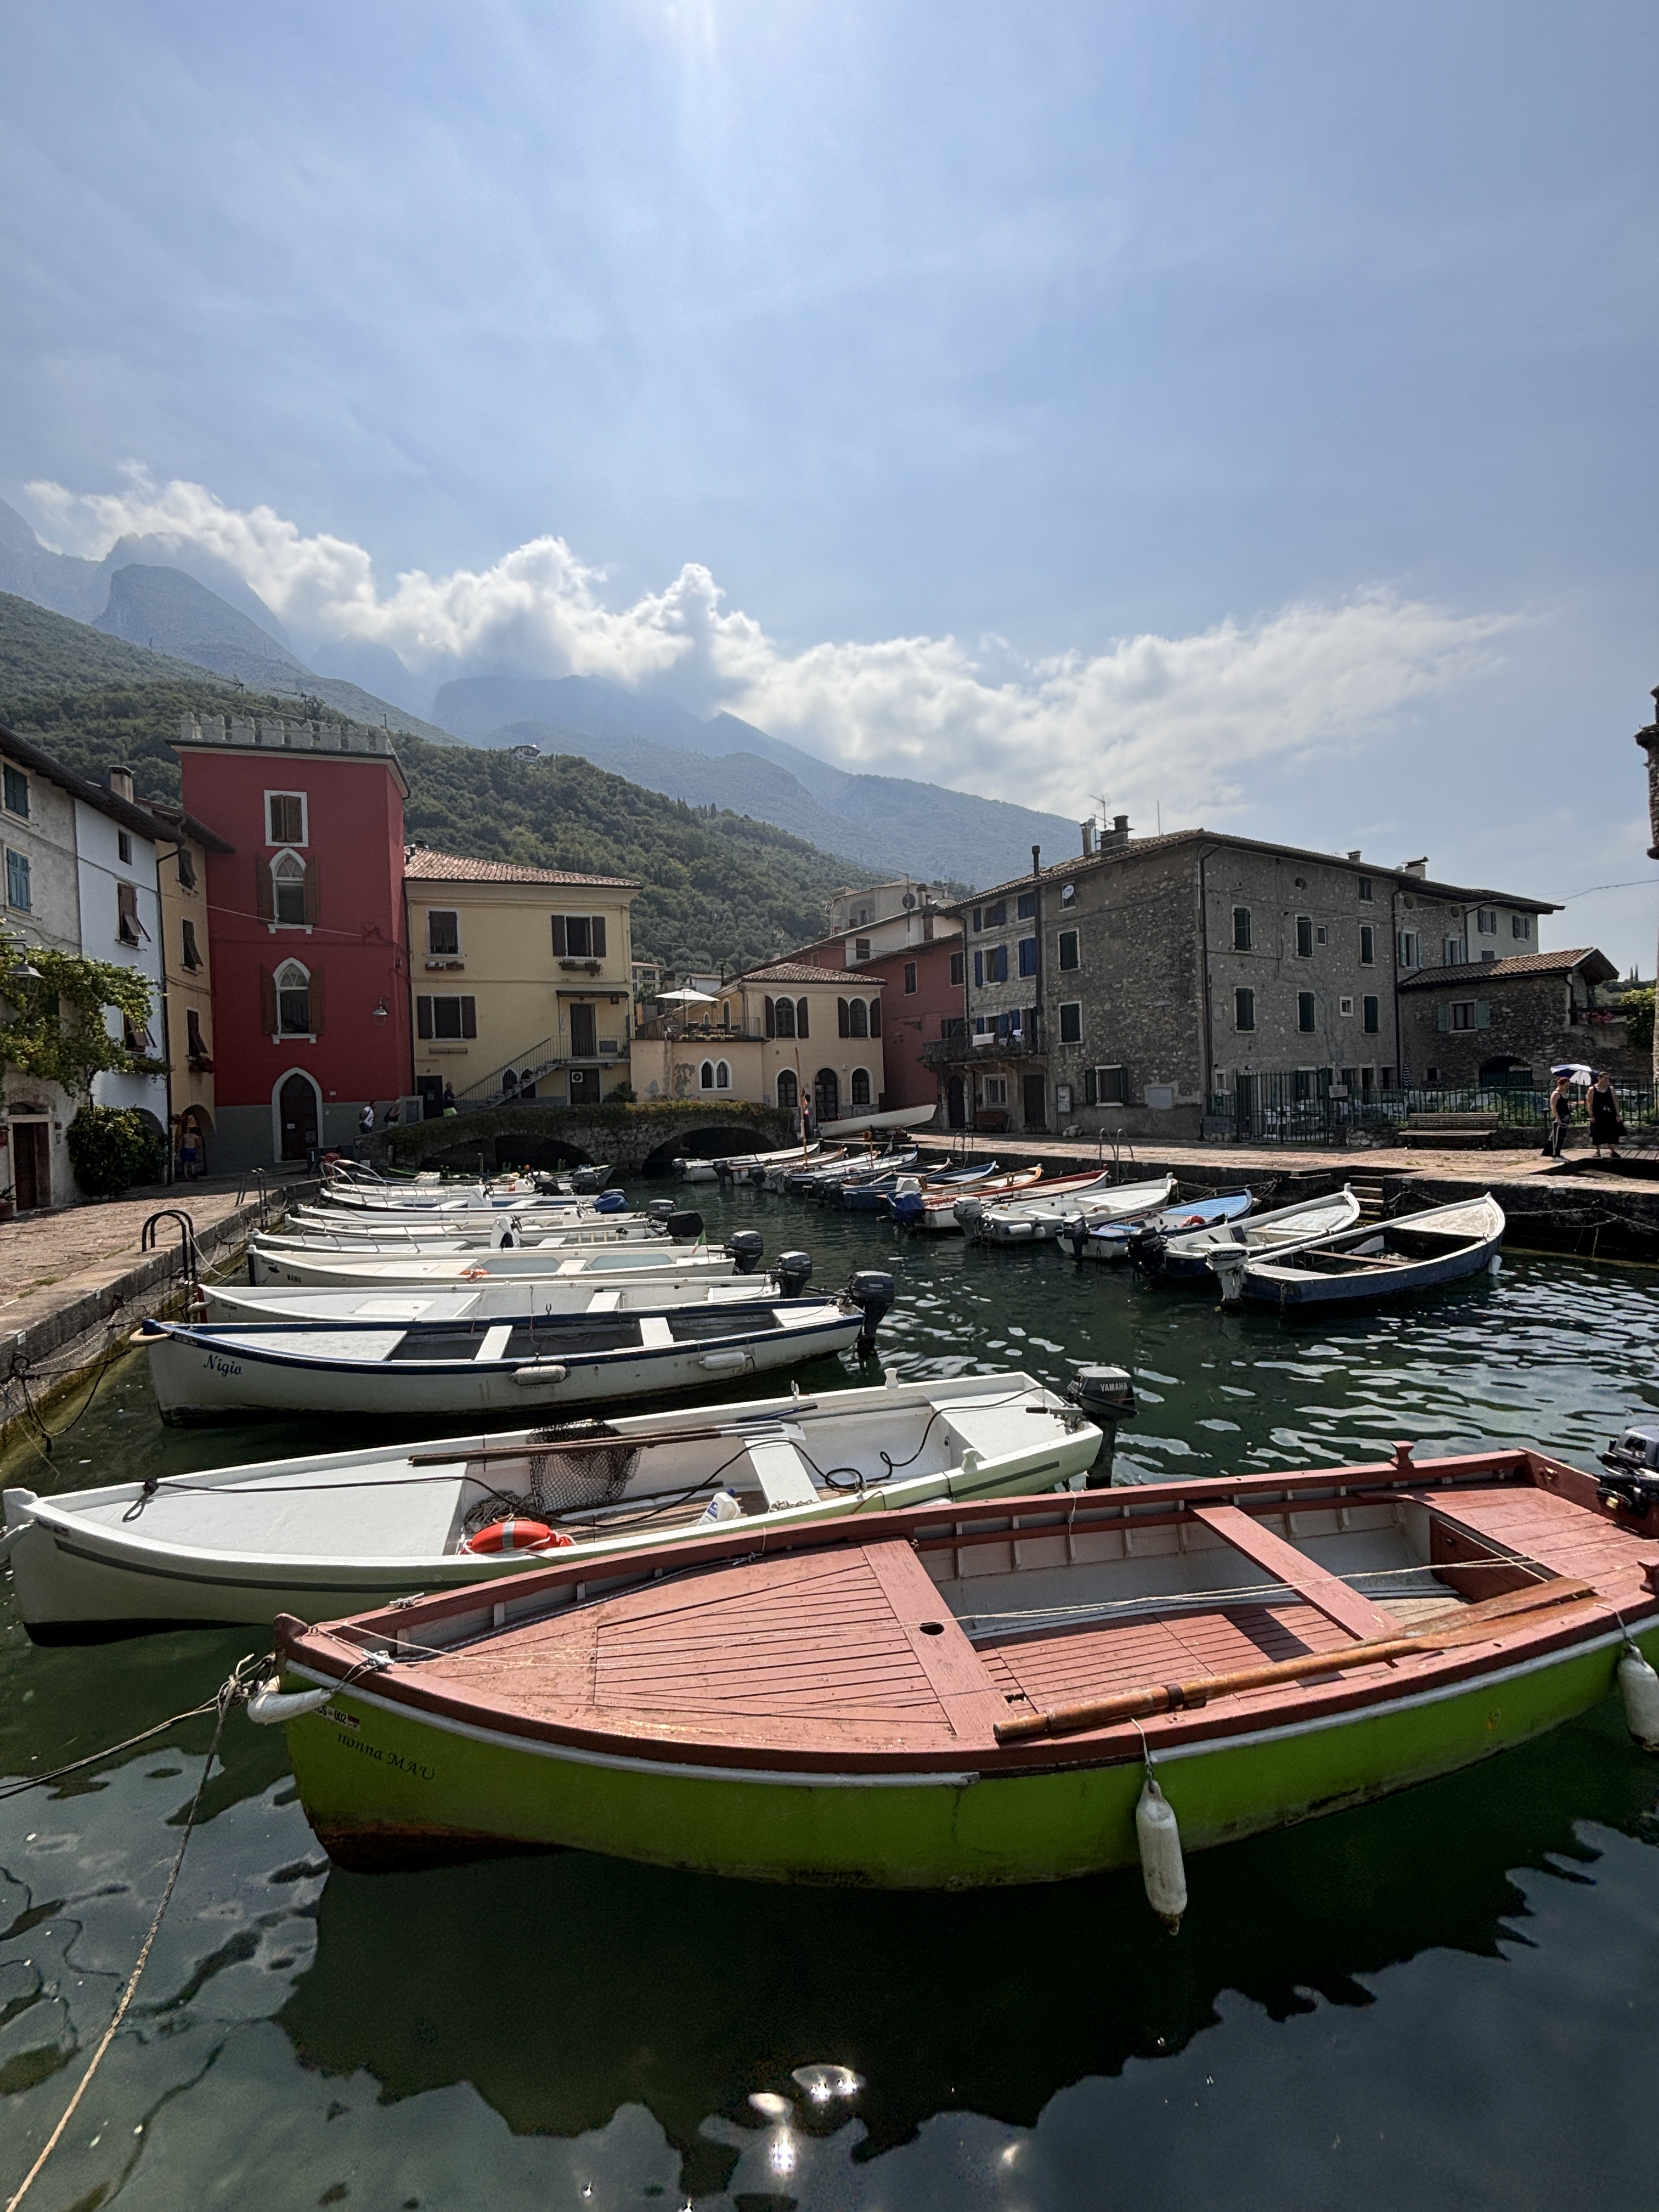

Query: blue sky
[[2, 1, 1655, 967]]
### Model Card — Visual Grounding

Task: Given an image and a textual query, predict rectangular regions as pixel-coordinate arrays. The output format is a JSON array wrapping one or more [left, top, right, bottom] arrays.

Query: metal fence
[[1208, 1074, 1658, 1147]]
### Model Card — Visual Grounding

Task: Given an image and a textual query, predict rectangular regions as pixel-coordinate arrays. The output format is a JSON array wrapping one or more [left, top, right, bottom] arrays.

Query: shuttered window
[[552, 915, 608, 958], [416, 995, 477, 1040]]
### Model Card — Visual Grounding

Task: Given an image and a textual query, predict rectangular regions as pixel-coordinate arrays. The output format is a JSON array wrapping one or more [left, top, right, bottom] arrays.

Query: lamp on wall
[[371, 999, 390, 1022]]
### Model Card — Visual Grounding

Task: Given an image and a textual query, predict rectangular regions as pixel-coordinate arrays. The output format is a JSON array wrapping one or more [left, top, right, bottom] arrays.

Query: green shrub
[[66, 1104, 167, 1197]]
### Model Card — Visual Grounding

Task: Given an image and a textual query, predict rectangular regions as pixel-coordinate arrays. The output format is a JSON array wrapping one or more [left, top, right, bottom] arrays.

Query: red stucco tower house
[[175, 713, 414, 1169]]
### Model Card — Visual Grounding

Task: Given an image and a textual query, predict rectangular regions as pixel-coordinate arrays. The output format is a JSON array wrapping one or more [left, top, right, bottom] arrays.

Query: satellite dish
[[902, 893, 916, 910], [1061, 883, 1076, 904]]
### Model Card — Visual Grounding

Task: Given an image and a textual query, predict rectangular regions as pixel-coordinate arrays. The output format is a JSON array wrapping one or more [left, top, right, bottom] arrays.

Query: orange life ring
[[460, 1518, 573, 1555]]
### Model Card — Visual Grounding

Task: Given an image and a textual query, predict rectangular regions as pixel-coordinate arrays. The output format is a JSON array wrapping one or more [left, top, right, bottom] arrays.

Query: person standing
[[1544, 1074, 1575, 1159], [357, 1101, 375, 1160], [1587, 1070, 1622, 1159]]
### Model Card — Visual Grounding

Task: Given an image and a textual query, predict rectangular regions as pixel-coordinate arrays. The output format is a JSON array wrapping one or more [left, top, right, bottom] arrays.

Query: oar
[[406, 1408, 821, 1465], [993, 1575, 1599, 1745]]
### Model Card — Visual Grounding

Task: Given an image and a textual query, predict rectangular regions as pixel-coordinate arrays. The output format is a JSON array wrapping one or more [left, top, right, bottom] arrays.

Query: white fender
[[246, 1679, 334, 1725], [1618, 1643, 1659, 1751], [1135, 1770, 1188, 1932]]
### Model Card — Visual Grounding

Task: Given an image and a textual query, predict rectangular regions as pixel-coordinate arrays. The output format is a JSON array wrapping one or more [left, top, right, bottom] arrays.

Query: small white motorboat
[[954, 1167, 1132, 1235], [246, 1236, 764, 1291], [201, 1254, 817, 1327], [1139, 1187, 1363, 1283], [0, 1371, 1116, 1637], [973, 1175, 1176, 1243]]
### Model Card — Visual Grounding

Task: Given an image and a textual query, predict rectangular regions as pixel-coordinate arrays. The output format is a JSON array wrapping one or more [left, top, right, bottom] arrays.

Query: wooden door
[[12, 1121, 49, 1210], [279, 1074, 319, 1159], [569, 1003, 596, 1058], [1022, 1073, 1047, 1131]]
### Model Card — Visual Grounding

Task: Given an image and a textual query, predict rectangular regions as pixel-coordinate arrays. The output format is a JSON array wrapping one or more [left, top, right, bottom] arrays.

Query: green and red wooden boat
[[267, 1441, 1659, 1888]]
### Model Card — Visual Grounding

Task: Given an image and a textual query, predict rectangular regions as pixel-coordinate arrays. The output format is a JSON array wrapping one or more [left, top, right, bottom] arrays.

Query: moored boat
[[1068, 1189, 1254, 1261], [262, 1440, 1659, 1884], [1, 1370, 1114, 1638], [1211, 1193, 1505, 1308], [1136, 1187, 1362, 1283], [953, 1166, 1118, 1235], [897, 1164, 1043, 1231], [974, 1174, 1176, 1243], [246, 1234, 764, 1291]]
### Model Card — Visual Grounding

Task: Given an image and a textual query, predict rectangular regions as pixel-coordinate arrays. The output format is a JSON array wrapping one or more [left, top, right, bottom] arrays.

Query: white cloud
[[26, 470, 1513, 819]]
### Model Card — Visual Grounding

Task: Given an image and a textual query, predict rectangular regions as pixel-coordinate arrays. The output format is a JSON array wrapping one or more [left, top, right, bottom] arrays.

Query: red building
[[176, 714, 414, 1168], [789, 921, 964, 1115]]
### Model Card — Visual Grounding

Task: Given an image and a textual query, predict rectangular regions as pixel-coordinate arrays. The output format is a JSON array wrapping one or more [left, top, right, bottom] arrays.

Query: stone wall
[[1398, 972, 1649, 1087]]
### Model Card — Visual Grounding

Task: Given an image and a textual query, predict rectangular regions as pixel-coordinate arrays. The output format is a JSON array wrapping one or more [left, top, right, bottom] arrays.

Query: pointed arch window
[[264, 958, 318, 1038], [268, 848, 317, 928], [699, 1060, 715, 1090]]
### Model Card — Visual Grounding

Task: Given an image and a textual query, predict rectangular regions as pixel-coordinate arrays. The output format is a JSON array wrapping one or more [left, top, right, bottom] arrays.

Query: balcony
[[921, 1031, 1046, 1069]]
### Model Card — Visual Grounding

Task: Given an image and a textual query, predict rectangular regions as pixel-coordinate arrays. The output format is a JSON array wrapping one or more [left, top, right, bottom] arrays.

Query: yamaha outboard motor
[[771, 1250, 814, 1299], [571, 1165, 612, 1195], [725, 1229, 765, 1274], [1127, 1227, 1167, 1278], [1066, 1213, 1090, 1259], [666, 1209, 704, 1243], [845, 1269, 896, 1352], [1598, 1423, 1659, 1517], [1065, 1364, 1138, 1487], [646, 1199, 677, 1228]]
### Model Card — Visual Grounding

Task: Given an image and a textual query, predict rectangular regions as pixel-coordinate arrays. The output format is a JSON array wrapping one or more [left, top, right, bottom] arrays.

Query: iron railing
[[1207, 1076, 1658, 1146]]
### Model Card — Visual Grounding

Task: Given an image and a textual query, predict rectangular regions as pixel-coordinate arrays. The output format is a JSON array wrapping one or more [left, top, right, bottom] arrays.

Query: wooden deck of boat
[[1425, 1483, 1659, 1605]]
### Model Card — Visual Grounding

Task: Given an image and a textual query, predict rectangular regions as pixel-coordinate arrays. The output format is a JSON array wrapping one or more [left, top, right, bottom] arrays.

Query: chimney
[[1080, 820, 1095, 857], [108, 764, 135, 804], [1031, 844, 1042, 876], [1099, 813, 1132, 852], [1347, 849, 1362, 862], [1402, 856, 1428, 879]]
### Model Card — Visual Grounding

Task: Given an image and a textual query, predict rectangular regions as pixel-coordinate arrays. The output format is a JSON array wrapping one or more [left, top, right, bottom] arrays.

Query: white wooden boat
[[898, 1165, 1043, 1232], [954, 1167, 1129, 1234], [139, 1277, 899, 1424], [316, 1182, 616, 1216], [0, 1372, 1108, 1637], [714, 1142, 826, 1185], [764, 1148, 850, 1192], [289, 1198, 627, 1237], [817, 1103, 940, 1137], [1212, 1194, 1505, 1309], [674, 1159, 721, 1182], [264, 1204, 675, 1250], [201, 1256, 817, 1327], [247, 1239, 760, 1291], [1070, 1189, 1254, 1260], [1143, 1187, 1362, 1283], [974, 1175, 1176, 1243]]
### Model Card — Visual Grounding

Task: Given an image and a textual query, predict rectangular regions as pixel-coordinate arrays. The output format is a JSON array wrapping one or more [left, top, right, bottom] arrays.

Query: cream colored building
[[144, 795, 227, 1169], [402, 849, 640, 1111], [634, 960, 886, 1127]]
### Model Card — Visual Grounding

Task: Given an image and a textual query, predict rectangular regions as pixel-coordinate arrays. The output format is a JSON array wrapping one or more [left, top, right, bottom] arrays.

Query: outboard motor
[[771, 1250, 814, 1299], [845, 1269, 896, 1353], [725, 1229, 765, 1274], [646, 1199, 677, 1228], [667, 1209, 704, 1243], [492, 1215, 520, 1250], [1065, 1364, 1138, 1488], [749, 1163, 768, 1189], [1066, 1213, 1090, 1259], [1127, 1227, 1167, 1278], [571, 1166, 609, 1194], [1598, 1423, 1659, 1517]]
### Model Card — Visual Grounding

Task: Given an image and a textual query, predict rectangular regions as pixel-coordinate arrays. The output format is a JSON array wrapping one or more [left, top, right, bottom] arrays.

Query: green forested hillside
[[0, 595, 872, 972]]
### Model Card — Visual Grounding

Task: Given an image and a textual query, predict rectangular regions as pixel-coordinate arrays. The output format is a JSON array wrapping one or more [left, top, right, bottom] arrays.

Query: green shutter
[[1436, 1003, 1449, 1032], [1475, 1000, 1491, 1028]]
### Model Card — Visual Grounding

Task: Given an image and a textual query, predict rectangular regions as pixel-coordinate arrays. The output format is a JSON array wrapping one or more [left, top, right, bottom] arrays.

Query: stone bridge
[[382, 1100, 798, 1179]]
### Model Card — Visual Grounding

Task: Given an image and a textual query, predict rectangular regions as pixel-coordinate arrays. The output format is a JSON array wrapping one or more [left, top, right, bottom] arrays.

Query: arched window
[[715, 1060, 731, 1091], [848, 998, 868, 1039], [850, 1067, 872, 1107], [274, 960, 312, 1036], [775, 996, 796, 1039], [795, 998, 809, 1039], [776, 1069, 799, 1112], [270, 850, 309, 926], [868, 997, 881, 1039], [699, 1060, 715, 1090]]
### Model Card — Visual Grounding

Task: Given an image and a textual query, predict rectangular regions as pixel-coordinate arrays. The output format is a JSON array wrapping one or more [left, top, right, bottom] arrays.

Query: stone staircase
[[1346, 1169, 1392, 1221]]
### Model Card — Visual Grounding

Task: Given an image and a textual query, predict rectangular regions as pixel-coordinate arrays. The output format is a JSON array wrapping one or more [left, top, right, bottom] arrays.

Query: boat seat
[[1189, 1504, 1397, 1640], [584, 1290, 623, 1312], [748, 1437, 820, 1511], [638, 1317, 674, 1348], [939, 1394, 1046, 1467], [475, 1324, 514, 1362]]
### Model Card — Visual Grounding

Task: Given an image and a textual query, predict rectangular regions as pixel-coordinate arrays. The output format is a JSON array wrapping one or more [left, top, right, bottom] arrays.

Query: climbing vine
[[0, 926, 163, 1096]]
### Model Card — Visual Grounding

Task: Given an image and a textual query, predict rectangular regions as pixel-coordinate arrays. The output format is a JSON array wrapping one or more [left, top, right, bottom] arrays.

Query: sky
[[1, 0, 1655, 969]]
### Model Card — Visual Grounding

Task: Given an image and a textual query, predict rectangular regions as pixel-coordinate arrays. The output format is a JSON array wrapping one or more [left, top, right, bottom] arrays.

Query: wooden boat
[[839, 1154, 953, 1210], [289, 1194, 629, 1236], [201, 1255, 817, 1327], [974, 1175, 1176, 1243], [247, 1239, 763, 1291], [139, 1277, 898, 1424], [315, 1182, 623, 1217], [896, 1165, 1043, 1232], [817, 1103, 941, 1138], [1211, 1194, 1505, 1309], [262, 1441, 1659, 1883], [674, 1159, 721, 1182], [1070, 1189, 1254, 1261], [1138, 1187, 1362, 1283], [256, 1208, 682, 1256], [713, 1141, 826, 1181], [954, 1167, 1133, 1235], [1, 1372, 1109, 1639]]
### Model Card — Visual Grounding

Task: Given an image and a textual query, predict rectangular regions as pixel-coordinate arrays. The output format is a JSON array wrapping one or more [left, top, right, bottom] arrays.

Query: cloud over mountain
[[26, 469, 1514, 822]]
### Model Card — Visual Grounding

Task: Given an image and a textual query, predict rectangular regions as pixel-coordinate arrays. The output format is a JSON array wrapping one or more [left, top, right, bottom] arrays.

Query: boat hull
[[283, 1619, 1648, 1883]]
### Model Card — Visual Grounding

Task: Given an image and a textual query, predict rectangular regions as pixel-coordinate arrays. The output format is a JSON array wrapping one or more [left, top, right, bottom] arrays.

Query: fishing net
[[461, 1420, 643, 1534]]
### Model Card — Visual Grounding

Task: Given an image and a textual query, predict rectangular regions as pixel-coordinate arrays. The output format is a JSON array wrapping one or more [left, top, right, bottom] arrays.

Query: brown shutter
[[309, 968, 324, 1034], [764, 996, 775, 1039], [176, 847, 196, 890], [461, 996, 476, 1038], [259, 966, 278, 1034], [796, 997, 808, 1039], [591, 915, 606, 958], [302, 856, 321, 927], [551, 915, 567, 956], [870, 996, 881, 1038], [838, 997, 849, 1038], [253, 859, 274, 921], [417, 996, 433, 1039]]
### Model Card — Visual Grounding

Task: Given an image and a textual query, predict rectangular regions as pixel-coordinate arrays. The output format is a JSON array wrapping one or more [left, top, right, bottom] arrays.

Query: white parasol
[[657, 987, 718, 1005]]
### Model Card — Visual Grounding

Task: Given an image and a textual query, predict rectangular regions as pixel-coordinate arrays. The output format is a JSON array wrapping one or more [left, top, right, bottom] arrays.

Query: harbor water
[[3, 1183, 1658, 2209]]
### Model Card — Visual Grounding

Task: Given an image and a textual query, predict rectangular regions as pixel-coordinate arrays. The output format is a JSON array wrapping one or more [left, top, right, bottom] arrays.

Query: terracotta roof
[[939, 830, 1558, 915], [0, 723, 212, 845], [734, 960, 887, 988], [403, 847, 639, 889], [1398, 947, 1616, 991]]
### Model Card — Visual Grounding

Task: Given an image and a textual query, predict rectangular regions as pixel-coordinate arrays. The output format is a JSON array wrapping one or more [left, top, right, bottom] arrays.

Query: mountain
[[0, 592, 877, 972], [95, 563, 315, 688], [435, 671, 1075, 887]]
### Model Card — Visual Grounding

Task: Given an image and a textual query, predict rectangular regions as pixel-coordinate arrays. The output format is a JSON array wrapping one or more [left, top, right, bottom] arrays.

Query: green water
[[2, 1185, 1658, 2210]]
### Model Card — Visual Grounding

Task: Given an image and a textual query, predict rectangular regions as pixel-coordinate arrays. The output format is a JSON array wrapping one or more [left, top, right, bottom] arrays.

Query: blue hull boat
[[1071, 1189, 1253, 1262]]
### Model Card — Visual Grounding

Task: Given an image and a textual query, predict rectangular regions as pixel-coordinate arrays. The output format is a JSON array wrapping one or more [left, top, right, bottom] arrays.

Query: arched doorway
[[776, 1069, 798, 1114], [275, 1070, 321, 1161], [814, 1068, 840, 1125]]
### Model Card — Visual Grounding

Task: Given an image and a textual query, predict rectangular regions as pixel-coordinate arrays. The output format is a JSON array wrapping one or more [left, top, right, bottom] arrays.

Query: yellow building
[[402, 849, 640, 1110], [138, 794, 229, 1175], [634, 960, 886, 1127]]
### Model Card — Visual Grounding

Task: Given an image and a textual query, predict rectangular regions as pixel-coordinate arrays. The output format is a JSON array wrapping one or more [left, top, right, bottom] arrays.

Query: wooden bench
[[1190, 1503, 1397, 1639]]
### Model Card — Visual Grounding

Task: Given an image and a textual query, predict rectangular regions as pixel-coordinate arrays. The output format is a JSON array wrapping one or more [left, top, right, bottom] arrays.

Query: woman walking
[[1587, 1071, 1623, 1159], [1544, 1074, 1575, 1159]]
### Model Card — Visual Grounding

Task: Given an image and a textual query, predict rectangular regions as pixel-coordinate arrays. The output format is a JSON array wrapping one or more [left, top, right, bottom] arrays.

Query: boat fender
[[771, 1251, 814, 1299], [511, 1363, 570, 1387], [725, 1231, 765, 1274], [699, 1348, 749, 1374], [1135, 1770, 1188, 1932], [1617, 1643, 1659, 1750], [1488, 1253, 1502, 1278], [460, 1517, 572, 1554], [667, 1210, 704, 1243], [702, 1489, 742, 1522], [846, 1270, 897, 1350], [246, 1678, 334, 1726]]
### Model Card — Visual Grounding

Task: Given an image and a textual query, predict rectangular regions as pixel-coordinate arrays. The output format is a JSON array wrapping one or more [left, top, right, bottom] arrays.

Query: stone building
[[633, 960, 885, 1128], [1396, 948, 1646, 1087], [926, 821, 1557, 1138]]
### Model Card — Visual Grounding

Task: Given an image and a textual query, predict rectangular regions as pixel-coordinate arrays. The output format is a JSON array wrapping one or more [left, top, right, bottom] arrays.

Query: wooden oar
[[407, 1410, 820, 1466], [993, 1576, 1599, 1745]]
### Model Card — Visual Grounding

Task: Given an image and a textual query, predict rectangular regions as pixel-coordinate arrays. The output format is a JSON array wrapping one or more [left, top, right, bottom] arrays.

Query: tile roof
[[403, 847, 639, 889], [1398, 947, 1617, 991], [733, 960, 887, 987]]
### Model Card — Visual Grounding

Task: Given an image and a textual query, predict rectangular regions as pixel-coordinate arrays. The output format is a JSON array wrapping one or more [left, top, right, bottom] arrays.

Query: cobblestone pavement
[[946, 1132, 1659, 1193]]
